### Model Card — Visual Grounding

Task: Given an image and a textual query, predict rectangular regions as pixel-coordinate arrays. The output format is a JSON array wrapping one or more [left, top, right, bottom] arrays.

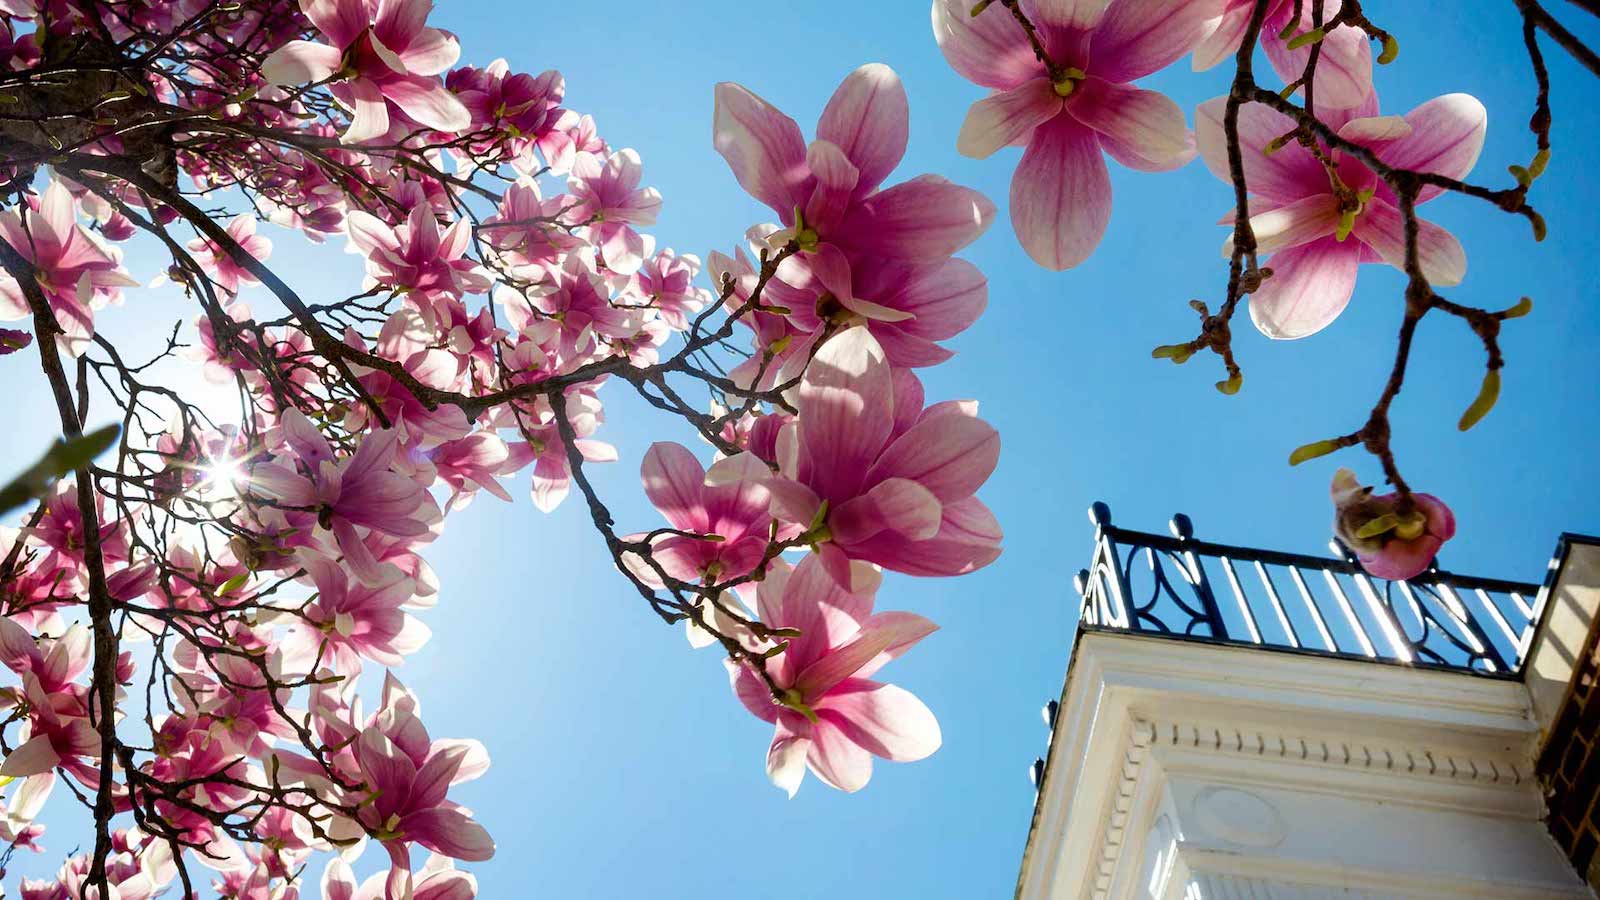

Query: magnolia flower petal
[[1248, 235, 1362, 339], [0, 735, 60, 778], [1264, 17, 1373, 110], [817, 63, 909, 197], [261, 40, 342, 85], [713, 82, 810, 217], [816, 677, 942, 762], [1352, 199, 1467, 286], [931, 0, 1040, 91], [385, 76, 472, 133], [1069, 79, 1193, 172], [1223, 193, 1339, 256], [956, 80, 1061, 160], [1091, 0, 1223, 83], [1196, 97, 1327, 204], [1010, 113, 1111, 270], [1380, 93, 1489, 202], [837, 174, 996, 262], [806, 717, 873, 792]]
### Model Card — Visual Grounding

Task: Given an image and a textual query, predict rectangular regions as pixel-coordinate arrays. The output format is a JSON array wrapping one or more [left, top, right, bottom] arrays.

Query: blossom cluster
[[0, 0, 1002, 893], [936, 0, 1491, 575]]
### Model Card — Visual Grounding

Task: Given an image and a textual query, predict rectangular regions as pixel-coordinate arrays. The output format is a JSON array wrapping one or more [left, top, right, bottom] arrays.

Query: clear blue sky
[[4, 2, 1599, 897]]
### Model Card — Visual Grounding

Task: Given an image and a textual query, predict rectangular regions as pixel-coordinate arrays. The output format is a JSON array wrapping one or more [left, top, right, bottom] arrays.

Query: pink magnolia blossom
[[0, 621, 100, 788], [499, 255, 637, 363], [287, 554, 429, 674], [0, 181, 138, 355], [727, 554, 941, 796], [1330, 468, 1456, 581], [323, 852, 478, 900], [713, 64, 995, 270], [1194, 0, 1374, 110], [347, 204, 490, 325], [1196, 91, 1486, 338], [187, 214, 273, 295], [421, 431, 515, 511], [626, 248, 710, 331], [635, 442, 775, 585], [261, 0, 471, 143], [274, 676, 493, 899], [245, 409, 440, 583], [480, 180, 583, 277], [729, 327, 1002, 590], [568, 147, 662, 275], [447, 59, 564, 160], [499, 390, 617, 513], [935, 0, 1219, 269]]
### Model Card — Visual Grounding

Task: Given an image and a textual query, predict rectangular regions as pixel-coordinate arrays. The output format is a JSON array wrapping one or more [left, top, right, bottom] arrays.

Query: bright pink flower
[[288, 554, 428, 674], [0, 181, 137, 355], [567, 147, 662, 275], [187, 215, 273, 295], [727, 554, 941, 796], [261, 0, 471, 143], [626, 248, 710, 331], [1194, 0, 1373, 109], [501, 254, 637, 363], [347, 205, 490, 323], [0, 621, 100, 788], [1196, 91, 1486, 338], [423, 431, 515, 510], [737, 327, 1002, 589], [1330, 468, 1456, 581], [244, 409, 440, 583], [936, 0, 1217, 269], [275, 676, 492, 899], [636, 443, 775, 585], [447, 59, 564, 160], [713, 64, 995, 267], [480, 180, 583, 277]]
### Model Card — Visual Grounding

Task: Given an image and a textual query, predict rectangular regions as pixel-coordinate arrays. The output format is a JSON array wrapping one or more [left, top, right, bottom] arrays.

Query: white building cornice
[[1018, 631, 1585, 900]]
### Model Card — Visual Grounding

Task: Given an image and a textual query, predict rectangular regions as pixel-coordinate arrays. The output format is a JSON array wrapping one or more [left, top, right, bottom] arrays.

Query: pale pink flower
[[567, 147, 662, 275], [735, 327, 1002, 590], [713, 63, 995, 268], [1194, 0, 1374, 109], [1330, 468, 1456, 581], [936, 0, 1219, 269], [635, 442, 775, 585], [727, 554, 941, 796], [323, 852, 478, 900], [0, 180, 138, 355], [500, 391, 617, 513], [187, 214, 272, 294], [626, 248, 710, 331], [244, 409, 440, 583], [347, 204, 490, 322], [261, 0, 471, 143], [1196, 91, 1486, 338], [447, 59, 564, 160], [288, 554, 429, 674]]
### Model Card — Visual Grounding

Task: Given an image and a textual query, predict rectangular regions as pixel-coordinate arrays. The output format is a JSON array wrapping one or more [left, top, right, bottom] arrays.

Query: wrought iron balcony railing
[[1072, 502, 1543, 677]]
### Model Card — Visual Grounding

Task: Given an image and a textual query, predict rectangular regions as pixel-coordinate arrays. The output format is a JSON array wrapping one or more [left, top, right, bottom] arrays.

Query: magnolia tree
[[0, 0, 1590, 896]]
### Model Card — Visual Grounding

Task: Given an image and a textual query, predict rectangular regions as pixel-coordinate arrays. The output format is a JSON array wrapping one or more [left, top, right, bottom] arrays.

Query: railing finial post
[[1170, 512, 1194, 540], [1089, 501, 1112, 528]]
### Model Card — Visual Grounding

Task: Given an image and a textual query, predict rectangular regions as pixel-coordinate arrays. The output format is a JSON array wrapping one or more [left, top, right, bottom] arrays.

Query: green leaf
[[0, 425, 121, 516]]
